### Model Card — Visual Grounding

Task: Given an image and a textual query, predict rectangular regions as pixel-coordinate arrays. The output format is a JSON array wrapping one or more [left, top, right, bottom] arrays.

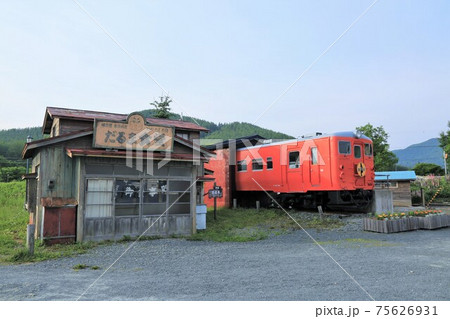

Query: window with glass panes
[[85, 177, 191, 217]]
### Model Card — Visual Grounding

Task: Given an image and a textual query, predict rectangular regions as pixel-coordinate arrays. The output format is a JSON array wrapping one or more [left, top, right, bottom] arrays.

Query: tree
[[0, 166, 25, 182], [356, 123, 398, 171], [439, 121, 450, 166], [413, 163, 445, 176], [393, 164, 411, 171], [150, 96, 172, 119], [0, 155, 10, 168]]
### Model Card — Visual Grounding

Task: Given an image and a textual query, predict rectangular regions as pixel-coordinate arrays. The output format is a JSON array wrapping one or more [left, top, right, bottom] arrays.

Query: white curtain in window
[[85, 179, 113, 218]]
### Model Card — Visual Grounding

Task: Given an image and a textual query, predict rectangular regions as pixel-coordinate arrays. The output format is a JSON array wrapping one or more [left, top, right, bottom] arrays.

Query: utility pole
[[26, 135, 33, 173], [444, 151, 448, 177], [213, 182, 217, 220]]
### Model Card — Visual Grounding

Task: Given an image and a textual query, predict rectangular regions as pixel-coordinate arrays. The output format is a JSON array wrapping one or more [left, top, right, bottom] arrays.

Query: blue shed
[[374, 171, 417, 207]]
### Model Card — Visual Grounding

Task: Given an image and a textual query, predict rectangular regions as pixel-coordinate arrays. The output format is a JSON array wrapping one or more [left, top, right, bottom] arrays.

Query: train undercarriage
[[236, 189, 373, 212]]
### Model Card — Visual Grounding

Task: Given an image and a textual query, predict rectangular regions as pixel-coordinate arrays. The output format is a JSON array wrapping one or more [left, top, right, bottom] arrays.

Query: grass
[[190, 208, 344, 242], [0, 181, 30, 263], [0, 181, 345, 263], [7, 240, 99, 264], [0, 181, 100, 264]]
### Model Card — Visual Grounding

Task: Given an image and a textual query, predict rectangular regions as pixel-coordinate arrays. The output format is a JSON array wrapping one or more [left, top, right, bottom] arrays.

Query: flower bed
[[364, 210, 449, 233], [418, 214, 449, 230]]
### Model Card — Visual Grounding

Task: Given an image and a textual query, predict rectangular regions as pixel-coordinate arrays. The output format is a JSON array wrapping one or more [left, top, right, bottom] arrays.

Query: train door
[[310, 147, 320, 186], [353, 142, 366, 187], [287, 148, 303, 192]]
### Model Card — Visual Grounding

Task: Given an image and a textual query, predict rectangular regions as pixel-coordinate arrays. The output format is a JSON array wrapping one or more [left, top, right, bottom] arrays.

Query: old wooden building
[[374, 171, 417, 207], [22, 107, 212, 243]]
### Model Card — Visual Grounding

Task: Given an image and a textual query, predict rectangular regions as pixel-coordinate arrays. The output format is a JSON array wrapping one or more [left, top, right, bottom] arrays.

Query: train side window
[[311, 147, 318, 165], [237, 160, 247, 172], [267, 157, 273, 170], [338, 141, 351, 155], [289, 151, 300, 168], [354, 145, 361, 159], [252, 159, 263, 171], [364, 143, 373, 156]]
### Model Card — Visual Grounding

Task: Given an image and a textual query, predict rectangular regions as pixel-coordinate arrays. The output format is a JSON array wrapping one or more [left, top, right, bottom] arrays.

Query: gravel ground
[[1, 213, 449, 301]]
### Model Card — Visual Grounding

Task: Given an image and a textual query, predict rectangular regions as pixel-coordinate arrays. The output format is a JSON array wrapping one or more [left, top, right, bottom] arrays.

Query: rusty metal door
[[43, 206, 76, 244]]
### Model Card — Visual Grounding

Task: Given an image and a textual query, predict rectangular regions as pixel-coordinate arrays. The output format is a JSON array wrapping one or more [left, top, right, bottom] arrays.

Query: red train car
[[234, 132, 374, 209]]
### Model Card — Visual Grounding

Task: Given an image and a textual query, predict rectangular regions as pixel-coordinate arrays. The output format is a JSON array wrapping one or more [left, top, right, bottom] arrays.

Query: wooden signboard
[[93, 113, 174, 151]]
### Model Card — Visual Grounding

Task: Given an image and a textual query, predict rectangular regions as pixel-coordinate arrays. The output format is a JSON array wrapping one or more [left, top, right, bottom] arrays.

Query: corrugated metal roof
[[22, 130, 93, 159], [205, 134, 266, 150], [23, 130, 213, 159], [43, 106, 209, 133], [375, 171, 417, 181]]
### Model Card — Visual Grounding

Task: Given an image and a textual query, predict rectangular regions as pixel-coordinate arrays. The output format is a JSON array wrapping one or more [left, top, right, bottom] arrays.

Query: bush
[[411, 176, 450, 204], [413, 163, 445, 176]]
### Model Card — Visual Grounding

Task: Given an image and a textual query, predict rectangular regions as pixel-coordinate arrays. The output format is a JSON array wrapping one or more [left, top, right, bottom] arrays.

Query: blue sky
[[0, 0, 449, 149]]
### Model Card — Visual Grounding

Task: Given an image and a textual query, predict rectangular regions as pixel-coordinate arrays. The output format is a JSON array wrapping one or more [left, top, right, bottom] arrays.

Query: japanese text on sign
[[208, 186, 223, 199], [93, 113, 174, 151]]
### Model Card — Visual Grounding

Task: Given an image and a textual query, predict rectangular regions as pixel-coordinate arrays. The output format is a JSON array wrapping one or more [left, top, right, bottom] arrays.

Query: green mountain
[[392, 138, 444, 168], [0, 127, 44, 164], [139, 109, 223, 137], [202, 122, 293, 143], [139, 109, 293, 141]]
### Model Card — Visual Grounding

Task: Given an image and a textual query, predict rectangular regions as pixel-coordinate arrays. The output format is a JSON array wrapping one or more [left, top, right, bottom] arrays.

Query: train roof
[[204, 134, 266, 150], [237, 131, 372, 150]]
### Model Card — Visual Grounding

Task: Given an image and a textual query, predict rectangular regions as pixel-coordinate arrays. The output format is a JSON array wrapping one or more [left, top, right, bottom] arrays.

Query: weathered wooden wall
[[38, 147, 74, 198], [80, 157, 196, 241], [30, 135, 92, 240], [28, 132, 200, 242], [393, 182, 412, 207], [83, 215, 191, 241], [57, 118, 93, 136]]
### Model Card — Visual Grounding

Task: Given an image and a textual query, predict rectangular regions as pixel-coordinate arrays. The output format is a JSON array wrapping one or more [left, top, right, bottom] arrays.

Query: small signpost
[[208, 183, 223, 220]]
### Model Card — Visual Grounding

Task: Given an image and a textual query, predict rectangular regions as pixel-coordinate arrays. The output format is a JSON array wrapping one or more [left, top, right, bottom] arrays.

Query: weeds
[[7, 241, 99, 264], [73, 264, 88, 270], [9, 249, 34, 263], [190, 208, 344, 242], [118, 235, 163, 242], [72, 264, 101, 270]]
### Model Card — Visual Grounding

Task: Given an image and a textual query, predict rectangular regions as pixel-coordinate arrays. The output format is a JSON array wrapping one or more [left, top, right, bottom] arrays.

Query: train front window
[[364, 143, 373, 156], [289, 151, 300, 168], [237, 160, 247, 172], [338, 141, 351, 155], [354, 145, 361, 159]]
